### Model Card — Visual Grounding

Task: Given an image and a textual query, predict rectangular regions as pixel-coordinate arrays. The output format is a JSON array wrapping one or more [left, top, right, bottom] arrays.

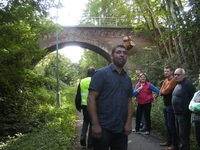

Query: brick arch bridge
[[39, 26, 153, 63]]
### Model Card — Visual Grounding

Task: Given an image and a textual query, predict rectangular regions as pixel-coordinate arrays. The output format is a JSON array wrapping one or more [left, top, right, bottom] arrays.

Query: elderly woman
[[132, 73, 159, 135]]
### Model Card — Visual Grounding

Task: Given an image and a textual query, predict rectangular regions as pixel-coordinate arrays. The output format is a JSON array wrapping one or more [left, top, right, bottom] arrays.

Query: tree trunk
[[143, 0, 171, 58]]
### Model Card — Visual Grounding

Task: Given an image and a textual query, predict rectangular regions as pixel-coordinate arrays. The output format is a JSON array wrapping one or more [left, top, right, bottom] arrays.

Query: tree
[[82, 0, 200, 82], [34, 52, 79, 86], [79, 49, 108, 78], [0, 0, 58, 130], [80, 0, 134, 26]]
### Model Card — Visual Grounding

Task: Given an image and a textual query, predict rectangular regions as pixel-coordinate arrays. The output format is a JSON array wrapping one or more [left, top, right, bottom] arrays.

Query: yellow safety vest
[[80, 77, 91, 106]]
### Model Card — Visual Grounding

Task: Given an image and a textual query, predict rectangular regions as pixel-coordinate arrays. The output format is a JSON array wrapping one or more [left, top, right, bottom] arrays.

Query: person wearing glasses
[[172, 68, 196, 150], [159, 66, 178, 150], [87, 45, 133, 150]]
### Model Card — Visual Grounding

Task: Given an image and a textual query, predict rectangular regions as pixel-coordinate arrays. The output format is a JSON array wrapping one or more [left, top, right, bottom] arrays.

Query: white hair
[[181, 68, 186, 75], [175, 68, 186, 75]]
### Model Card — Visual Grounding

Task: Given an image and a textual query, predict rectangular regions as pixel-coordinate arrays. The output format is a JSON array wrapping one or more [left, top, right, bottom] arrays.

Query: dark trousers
[[175, 114, 191, 150], [140, 112, 147, 129], [81, 105, 93, 147], [194, 121, 200, 150], [163, 105, 178, 146], [135, 102, 151, 132], [93, 129, 128, 150]]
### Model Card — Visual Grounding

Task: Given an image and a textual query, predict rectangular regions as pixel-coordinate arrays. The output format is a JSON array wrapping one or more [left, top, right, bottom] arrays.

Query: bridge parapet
[[78, 17, 133, 27]]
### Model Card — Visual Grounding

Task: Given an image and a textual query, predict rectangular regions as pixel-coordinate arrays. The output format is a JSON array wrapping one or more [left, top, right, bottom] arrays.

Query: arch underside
[[46, 41, 111, 63]]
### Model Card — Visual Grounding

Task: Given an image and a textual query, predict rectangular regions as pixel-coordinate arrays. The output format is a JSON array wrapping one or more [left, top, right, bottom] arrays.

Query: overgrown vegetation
[[0, 88, 77, 150], [1, 0, 200, 149]]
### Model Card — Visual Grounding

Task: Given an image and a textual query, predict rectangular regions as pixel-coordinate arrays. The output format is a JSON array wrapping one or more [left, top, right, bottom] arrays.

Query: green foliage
[[129, 48, 164, 87], [0, 0, 64, 144], [0, 0, 79, 149], [151, 97, 167, 135], [0, 0, 200, 149], [78, 49, 108, 79], [80, 0, 134, 26], [34, 52, 79, 86], [0, 88, 77, 150], [190, 123, 199, 150], [0, 74, 58, 137], [83, 0, 200, 75]]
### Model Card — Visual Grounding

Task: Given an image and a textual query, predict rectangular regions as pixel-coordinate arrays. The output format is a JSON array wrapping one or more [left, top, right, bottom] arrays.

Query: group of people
[[159, 67, 197, 150], [133, 66, 198, 150], [75, 44, 199, 150]]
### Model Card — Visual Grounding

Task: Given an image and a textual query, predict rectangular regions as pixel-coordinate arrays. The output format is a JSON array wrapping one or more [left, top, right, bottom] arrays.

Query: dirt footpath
[[73, 111, 167, 150]]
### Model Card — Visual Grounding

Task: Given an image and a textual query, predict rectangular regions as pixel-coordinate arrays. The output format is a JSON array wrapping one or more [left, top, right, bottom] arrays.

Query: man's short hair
[[87, 67, 95, 77], [164, 66, 174, 71], [111, 45, 127, 54]]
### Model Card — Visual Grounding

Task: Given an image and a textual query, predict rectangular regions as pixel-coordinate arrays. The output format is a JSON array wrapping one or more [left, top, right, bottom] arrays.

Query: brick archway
[[39, 26, 153, 63], [46, 41, 112, 63]]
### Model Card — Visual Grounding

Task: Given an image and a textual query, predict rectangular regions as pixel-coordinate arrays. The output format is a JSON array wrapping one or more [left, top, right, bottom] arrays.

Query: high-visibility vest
[[80, 77, 91, 106]]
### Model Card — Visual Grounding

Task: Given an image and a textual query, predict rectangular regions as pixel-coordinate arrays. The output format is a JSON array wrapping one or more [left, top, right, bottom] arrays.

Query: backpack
[[189, 90, 200, 113]]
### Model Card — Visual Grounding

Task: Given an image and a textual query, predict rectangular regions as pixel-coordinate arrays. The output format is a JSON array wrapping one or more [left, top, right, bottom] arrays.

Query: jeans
[[175, 114, 191, 150], [194, 121, 200, 150], [163, 105, 178, 146], [93, 129, 128, 150], [140, 112, 147, 129], [135, 102, 151, 132], [81, 105, 93, 147]]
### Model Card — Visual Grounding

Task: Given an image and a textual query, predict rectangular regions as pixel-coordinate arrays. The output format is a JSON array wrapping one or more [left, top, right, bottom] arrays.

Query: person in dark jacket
[[171, 68, 196, 150], [75, 67, 95, 149]]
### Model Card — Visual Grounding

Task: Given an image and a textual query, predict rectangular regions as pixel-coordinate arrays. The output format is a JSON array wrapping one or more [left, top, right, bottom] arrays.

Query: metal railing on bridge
[[78, 17, 133, 27]]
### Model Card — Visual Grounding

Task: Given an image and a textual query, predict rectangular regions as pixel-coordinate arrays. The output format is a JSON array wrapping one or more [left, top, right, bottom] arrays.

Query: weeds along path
[[72, 112, 83, 150]]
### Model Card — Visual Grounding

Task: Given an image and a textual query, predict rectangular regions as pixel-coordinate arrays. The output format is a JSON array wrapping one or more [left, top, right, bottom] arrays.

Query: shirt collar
[[109, 63, 126, 74]]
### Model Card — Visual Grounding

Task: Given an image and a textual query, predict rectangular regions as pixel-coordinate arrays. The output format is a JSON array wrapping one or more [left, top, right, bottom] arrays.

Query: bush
[[0, 87, 77, 150]]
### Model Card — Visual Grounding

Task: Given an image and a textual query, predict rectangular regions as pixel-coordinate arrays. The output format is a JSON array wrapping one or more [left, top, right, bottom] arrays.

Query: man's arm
[[187, 81, 196, 99], [87, 89, 102, 140], [124, 97, 133, 135], [160, 78, 176, 95]]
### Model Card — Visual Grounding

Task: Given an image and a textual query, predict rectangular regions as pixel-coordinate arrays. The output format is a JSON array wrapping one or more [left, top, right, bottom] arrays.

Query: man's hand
[[124, 122, 132, 136], [92, 123, 102, 140]]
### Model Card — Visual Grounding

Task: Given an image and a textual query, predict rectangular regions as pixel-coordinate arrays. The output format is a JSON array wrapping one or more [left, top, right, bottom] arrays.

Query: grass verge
[[0, 87, 77, 150]]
